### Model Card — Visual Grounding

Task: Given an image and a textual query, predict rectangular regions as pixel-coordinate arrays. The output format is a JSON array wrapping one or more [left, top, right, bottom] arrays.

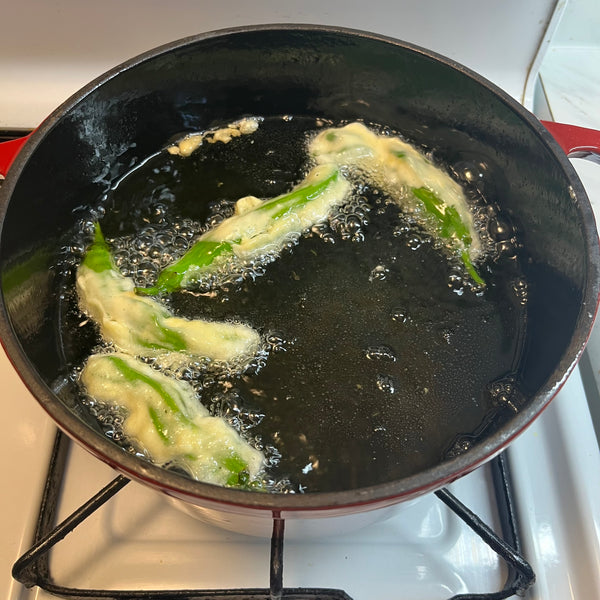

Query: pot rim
[[1, 23, 599, 513]]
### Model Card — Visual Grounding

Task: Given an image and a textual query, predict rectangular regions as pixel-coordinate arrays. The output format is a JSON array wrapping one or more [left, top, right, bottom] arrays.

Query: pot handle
[[0, 135, 30, 178], [541, 120, 600, 165]]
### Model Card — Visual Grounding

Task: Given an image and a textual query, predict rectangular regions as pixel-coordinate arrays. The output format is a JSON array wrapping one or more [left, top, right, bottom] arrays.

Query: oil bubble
[[488, 376, 525, 412], [375, 374, 396, 394], [511, 278, 528, 306], [446, 436, 473, 458], [406, 234, 425, 250], [311, 223, 336, 244], [391, 308, 411, 324], [369, 264, 389, 282], [329, 194, 370, 242], [441, 328, 453, 344], [488, 216, 513, 242], [392, 224, 410, 237], [266, 331, 290, 353], [447, 271, 466, 296], [453, 159, 490, 189], [365, 345, 397, 362]]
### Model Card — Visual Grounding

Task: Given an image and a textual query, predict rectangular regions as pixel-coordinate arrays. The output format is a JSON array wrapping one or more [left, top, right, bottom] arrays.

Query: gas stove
[[2, 1, 600, 599]]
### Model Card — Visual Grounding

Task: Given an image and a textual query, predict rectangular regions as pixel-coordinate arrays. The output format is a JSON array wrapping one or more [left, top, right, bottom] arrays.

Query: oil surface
[[67, 116, 528, 493]]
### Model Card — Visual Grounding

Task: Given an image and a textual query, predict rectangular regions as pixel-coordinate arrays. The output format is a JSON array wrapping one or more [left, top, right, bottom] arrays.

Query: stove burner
[[12, 431, 535, 600]]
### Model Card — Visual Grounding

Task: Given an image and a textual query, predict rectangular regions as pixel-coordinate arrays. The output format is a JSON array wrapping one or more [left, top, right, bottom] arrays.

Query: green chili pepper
[[81, 222, 115, 273], [411, 187, 484, 285], [136, 240, 236, 297], [136, 164, 351, 296]]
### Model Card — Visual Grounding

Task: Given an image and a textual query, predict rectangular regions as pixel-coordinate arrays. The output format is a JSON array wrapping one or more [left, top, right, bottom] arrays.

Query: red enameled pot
[[1, 25, 599, 527]]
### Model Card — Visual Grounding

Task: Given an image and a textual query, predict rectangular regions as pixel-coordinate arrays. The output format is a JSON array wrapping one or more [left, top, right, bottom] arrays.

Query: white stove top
[[2, 1, 600, 598]]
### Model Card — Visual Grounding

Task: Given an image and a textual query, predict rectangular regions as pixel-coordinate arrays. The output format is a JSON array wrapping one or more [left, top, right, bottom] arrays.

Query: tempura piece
[[137, 164, 351, 295], [77, 223, 261, 363], [81, 353, 265, 487], [309, 122, 484, 284]]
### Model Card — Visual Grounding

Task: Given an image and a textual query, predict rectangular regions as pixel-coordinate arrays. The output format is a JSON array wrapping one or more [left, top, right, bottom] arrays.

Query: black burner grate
[[12, 430, 535, 600]]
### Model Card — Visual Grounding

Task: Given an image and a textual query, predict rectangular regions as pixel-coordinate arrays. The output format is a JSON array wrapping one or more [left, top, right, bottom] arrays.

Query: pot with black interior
[[1, 25, 599, 536]]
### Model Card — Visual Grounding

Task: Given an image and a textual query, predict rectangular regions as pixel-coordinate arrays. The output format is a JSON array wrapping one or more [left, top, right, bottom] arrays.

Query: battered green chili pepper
[[81, 353, 265, 487], [136, 164, 351, 296], [77, 223, 261, 363], [309, 122, 485, 285]]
